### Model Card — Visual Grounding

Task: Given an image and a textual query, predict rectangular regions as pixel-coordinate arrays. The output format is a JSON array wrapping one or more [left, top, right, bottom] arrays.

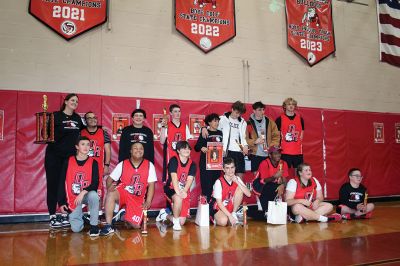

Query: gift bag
[[267, 199, 287, 225], [195, 196, 210, 226]]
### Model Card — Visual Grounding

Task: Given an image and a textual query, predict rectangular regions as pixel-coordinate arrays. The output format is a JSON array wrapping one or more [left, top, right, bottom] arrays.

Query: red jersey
[[80, 128, 105, 174], [117, 159, 150, 201], [167, 157, 193, 191], [293, 177, 317, 201], [255, 158, 289, 184], [166, 121, 187, 161], [65, 156, 94, 211], [280, 114, 303, 155], [214, 176, 238, 212]]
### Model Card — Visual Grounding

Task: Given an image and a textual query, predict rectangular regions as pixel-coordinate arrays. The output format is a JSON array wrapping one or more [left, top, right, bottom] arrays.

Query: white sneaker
[[295, 215, 304, 224], [231, 212, 239, 225], [173, 218, 182, 231], [156, 208, 168, 222]]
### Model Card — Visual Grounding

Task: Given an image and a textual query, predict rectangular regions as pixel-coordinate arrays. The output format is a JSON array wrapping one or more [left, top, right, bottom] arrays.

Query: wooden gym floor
[[1, 202, 400, 266]]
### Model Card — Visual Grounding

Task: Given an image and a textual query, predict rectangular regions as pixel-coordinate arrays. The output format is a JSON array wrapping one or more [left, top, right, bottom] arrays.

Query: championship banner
[[111, 113, 129, 141], [396, 123, 400, 144], [29, 0, 107, 40], [373, 122, 384, 144], [285, 0, 335, 66], [189, 114, 205, 139], [175, 0, 236, 53]]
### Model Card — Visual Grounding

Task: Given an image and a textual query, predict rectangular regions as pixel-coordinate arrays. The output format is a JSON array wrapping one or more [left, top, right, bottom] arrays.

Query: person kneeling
[[285, 163, 341, 223], [58, 136, 100, 236], [100, 142, 157, 236], [337, 168, 374, 220], [157, 141, 197, 231], [210, 157, 251, 226]]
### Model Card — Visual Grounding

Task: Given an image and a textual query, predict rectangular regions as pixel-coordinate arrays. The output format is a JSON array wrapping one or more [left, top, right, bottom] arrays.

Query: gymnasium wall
[[0, 90, 399, 215], [0, 0, 400, 113]]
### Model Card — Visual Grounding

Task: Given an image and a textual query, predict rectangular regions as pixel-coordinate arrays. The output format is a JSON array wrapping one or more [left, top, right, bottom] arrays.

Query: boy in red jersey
[[209, 157, 251, 226], [157, 141, 197, 231], [100, 142, 157, 236], [81, 111, 111, 200], [275, 98, 305, 173], [58, 136, 100, 236], [285, 163, 341, 223]]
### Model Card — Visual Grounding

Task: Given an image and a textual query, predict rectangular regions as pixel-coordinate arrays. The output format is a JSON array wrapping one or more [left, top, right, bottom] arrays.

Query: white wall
[[0, 0, 399, 112]]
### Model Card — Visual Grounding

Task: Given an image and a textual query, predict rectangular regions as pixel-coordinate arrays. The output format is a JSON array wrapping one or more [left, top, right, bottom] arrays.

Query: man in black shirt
[[118, 109, 154, 163], [338, 168, 374, 219]]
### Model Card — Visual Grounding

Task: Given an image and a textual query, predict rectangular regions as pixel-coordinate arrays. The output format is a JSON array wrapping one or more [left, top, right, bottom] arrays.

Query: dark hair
[[296, 162, 312, 187], [231, 101, 246, 114], [60, 93, 78, 112], [130, 141, 144, 150], [348, 168, 361, 177], [84, 111, 94, 121], [223, 157, 235, 167], [131, 108, 147, 119], [204, 113, 220, 126], [75, 136, 90, 146], [252, 101, 265, 110], [169, 104, 181, 112], [176, 140, 191, 151]]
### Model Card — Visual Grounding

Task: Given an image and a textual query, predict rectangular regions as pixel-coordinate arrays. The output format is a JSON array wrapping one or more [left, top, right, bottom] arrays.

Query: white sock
[[318, 215, 328, 222], [173, 217, 179, 225]]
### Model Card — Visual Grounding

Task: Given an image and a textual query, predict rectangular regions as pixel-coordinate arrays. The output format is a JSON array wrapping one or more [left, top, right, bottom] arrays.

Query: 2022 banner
[[286, 0, 335, 66], [29, 0, 107, 40], [175, 0, 236, 53]]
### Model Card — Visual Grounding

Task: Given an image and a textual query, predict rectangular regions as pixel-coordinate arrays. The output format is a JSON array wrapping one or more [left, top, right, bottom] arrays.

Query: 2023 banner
[[175, 0, 236, 53], [286, 0, 335, 66], [29, 0, 107, 40]]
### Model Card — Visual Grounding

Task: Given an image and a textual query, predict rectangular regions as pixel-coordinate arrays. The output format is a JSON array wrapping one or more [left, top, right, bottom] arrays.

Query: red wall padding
[[0, 90, 399, 215]]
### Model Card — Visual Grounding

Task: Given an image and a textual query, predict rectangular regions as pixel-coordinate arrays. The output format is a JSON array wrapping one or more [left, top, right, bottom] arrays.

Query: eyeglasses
[[351, 175, 363, 178], [86, 117, 97, 120]]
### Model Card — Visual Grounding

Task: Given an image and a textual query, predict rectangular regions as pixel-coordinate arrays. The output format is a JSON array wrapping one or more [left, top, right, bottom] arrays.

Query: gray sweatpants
[[69, 191, 99, 232]]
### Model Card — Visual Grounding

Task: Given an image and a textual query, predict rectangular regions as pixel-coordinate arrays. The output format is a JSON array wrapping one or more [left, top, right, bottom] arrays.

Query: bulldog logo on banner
[[175, 0, 236, 53], [285, 0, 335, 66], [29, 0, 107, 40]]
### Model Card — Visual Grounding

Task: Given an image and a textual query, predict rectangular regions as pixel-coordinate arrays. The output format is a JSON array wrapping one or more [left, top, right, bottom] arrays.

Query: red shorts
[[164, 187, 190, 218], [117, 186, 144, 226]]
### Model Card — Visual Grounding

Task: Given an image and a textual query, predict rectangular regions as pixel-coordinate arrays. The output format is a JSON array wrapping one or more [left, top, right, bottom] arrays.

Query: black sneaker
[[49, 215, 62, 229], [100, 224, 115, 236], [60, 214, 70, 227], [89, 225, 100, 237], [83, 213, 91, 225], [112, 209, 126, 224]]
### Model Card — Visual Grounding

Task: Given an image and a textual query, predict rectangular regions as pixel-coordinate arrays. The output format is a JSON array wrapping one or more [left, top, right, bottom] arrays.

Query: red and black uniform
[[275, 113, 304, 168], [116, 159, 151, 225], [58, 156, 99, 211], [45, 111, 83, 215], [164, 156, 197, 218], [80, 127, 110, 197], [293, 177, 317, 201], [252, 158, 289, 212], [209, 176, 238, 223]]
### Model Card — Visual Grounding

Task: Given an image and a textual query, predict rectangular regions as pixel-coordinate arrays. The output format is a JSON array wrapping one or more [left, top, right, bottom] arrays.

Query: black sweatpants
[[200, 168, 221, 201], [44, 150, 67, 215]]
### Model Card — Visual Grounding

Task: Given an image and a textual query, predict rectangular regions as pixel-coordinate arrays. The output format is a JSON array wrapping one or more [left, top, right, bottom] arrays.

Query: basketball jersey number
[[130, 175, 144, 196]]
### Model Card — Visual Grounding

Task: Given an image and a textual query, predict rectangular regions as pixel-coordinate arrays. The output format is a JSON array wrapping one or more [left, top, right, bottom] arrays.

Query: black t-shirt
[[339, 182, 367, 209], [168, 156, 197, 177], [46, 111, 84, 157], [194, 129, 223, 168], [118, 125, 154, 163]]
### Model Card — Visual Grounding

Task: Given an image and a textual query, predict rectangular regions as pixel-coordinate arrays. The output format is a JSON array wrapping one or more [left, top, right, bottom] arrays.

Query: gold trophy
[[243, 201, 248, 226], [277, 162, 283, 184], [363, 193, 368, 213], [260, 129, 268, 152], [35, 95, 55, 144], [141, 209, 148, 235]]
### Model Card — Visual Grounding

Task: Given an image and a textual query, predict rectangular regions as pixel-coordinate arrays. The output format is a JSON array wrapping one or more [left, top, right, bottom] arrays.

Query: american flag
[[377, 0, 400, 67]]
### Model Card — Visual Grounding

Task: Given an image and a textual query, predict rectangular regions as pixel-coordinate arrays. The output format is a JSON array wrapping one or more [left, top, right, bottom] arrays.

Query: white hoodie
[[218, 112, 248, 153]]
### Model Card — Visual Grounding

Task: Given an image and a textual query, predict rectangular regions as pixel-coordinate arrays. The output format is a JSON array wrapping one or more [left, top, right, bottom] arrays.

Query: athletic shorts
[[209, 197, 234, 223], [164, 186, 190, 218], [249, 155, 267, 172], [227, 150, 245, 174], [117, 186, 144, 226], [281, 154, 303, 168]]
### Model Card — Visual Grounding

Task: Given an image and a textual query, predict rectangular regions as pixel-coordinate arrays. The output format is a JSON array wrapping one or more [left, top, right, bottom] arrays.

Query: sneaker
[[49, 215, 62, 228], [328, 213, 342, 222], [112, 209, 126, 224], [295, 215, 304, 224], [83, 213, 91, 225], [341, 213, 351, 220], [264, 211, 268, 220], [156, 208, 168, 222], [60, 214, 70, 227], [100, 224, 115, 236], [89, 225, 100, 237], [231, 212, 239, 224], [236, 207, 244, 219], [173, 218, 182, 231], [364, 212, 372, 219]]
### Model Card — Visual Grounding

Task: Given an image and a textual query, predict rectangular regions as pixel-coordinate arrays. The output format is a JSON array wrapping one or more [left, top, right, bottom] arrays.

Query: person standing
[[119, 109, 154, 163], [45, 93, 84, 228]]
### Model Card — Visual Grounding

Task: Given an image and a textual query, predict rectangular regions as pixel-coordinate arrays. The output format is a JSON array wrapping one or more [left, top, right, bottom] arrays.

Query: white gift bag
[[195, 200, 210, 226], [267, 199, 287, 225]]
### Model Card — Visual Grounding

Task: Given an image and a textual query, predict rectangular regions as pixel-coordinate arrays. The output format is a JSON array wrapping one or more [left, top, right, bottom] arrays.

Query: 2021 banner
[[175, 0, 236, 53], [29, 0, 107, 40], [286, 0, 335, 66]]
